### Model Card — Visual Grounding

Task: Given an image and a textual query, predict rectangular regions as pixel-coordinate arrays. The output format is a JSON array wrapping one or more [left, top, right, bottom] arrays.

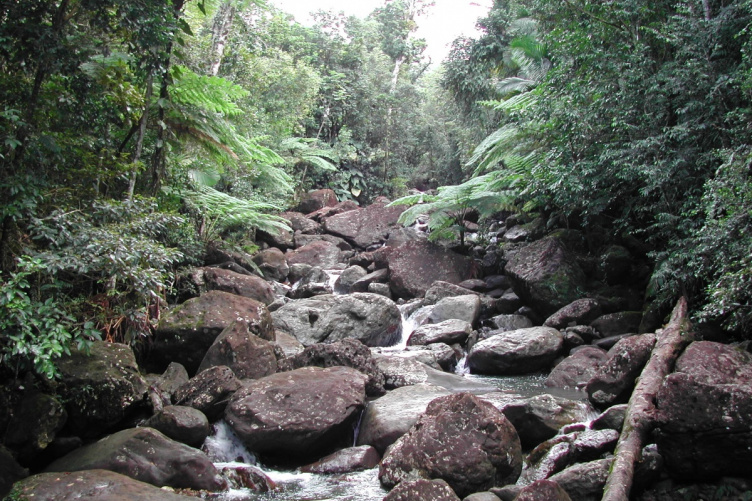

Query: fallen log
[[601, 297, 694, 501]]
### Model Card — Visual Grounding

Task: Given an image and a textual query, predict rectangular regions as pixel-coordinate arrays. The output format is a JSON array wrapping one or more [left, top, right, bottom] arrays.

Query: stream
[[200, 303, 590, 500]]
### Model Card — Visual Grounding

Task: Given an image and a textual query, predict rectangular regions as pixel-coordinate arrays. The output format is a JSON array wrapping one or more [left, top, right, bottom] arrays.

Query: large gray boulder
[[9, 470, 194, 501], [379, 393, 522, 498], [197, 320, 277, 380], [545, 346, 608, 391], [149, 291, 274, 375], [194, 267, 275, 305], [57, 341, 147, 438], [45, 427, 225, 492], [407, 319, 472, 347], [504, 237, 587, 317], [543, 298, 602, 329], [252, 247, 289, 281], [467, 327, 563, 375], [143, 406, 210, 448], [322, 201, 405, 249], [271, 293, 401, 347], [428, 294, 482, 325], [374, 355, 494, 393], [387, 241, 475, 299], [585, 333, 656, 408], [286, 240, 343, 268], [654, 341, 752, 480], [173, 365, 241, 421], [300, 445, 380, 474], [356, 383, 451, 454], [297, 188, 338, 214], [547, 458, 612, 501], [225, 366, 368, 460]]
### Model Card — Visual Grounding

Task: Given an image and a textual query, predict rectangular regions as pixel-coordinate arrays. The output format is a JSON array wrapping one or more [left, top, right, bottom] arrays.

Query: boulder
[[350, 268, 389, 293], [356, 383, 451, 454], [277, 338, 386, 397], [4, 392, 66, 464], [45, 427, 225, 491], [300, 445, 380, 474], [197, 267, 274, 305], [57, 341, 147, 438], [271, 293, 401, 347], [543, 299, 602, 329], [374, 355, 494, 393], [379, 393, 522, 498], [252, 247, 289, 282], [225, 366, 368, 460], [143, 406, 210, 448], [173, 365, 241, 421], [480, 393, 595, 449], [273, 330, 305, 358], [407, 319, 472, 347], [146, 362, 188, 407], [286, 240, 343, 268], [149, 291, 274, 375], [589, 311, 643, 337], [654, 341, 752, 480], [197, 320, 277, 380], [384, 478, 461, 501], [585, 333, 656, 408], [514, 480, 572, 501], [369, 282, 393, 298], [297, 188, 338, 214], [428, 295, 482, 325], [545, 346, 608, 391], [591, 404, 627, 431], [334, 265, 368, 293], [8, 470, 194, 501], [487, 314, 533, 333], [295, 232, 352, 250], [308, 199, 360, 221], [547, 458, 612, 501], [281, 211, 321, 234], [464, 492, 502, 501], [0, 444, 28, 498], [387, 241, 475, 299], [424, 281, 480, 304], [467, 327, 563, 375], [323, 202, 405, 249], [217, 463, 276, 492], [504, 237, 587, 317]]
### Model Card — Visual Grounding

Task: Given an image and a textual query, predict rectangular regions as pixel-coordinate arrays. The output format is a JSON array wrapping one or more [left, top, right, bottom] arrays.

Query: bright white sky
[[272, 0, 494, 64]]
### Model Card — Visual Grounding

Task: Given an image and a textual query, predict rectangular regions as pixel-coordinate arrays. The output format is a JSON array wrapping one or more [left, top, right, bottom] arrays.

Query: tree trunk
[[126, 71, 153, 201], [601, 297, 694, 501], [208, 1, 235, 76]]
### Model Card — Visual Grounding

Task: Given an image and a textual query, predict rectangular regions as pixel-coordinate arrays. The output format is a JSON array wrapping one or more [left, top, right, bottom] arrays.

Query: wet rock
[[544, 299, 602, 329], [323, 201, 405, 249], [586, 333, 656, 408], [379, 393, 522, 498], [143, 406, 210, 448], [277, 338, 386, 397], [464, 492, 502, 501], [173, 366, 241, 421], [591, 404, 627, 431], [350, 268, 389, 293], [427, 343, 462, 372], [487, 314, 533, 332], [514, 480, 571, 500], [545, 346, 608, 391], [147, 362, 189, 406], [563, 325, 599, 344], [496, 291, 523, 314], [217, 463, 276, 492], [384, 478, 461, 501], [504, 237, 587, 317], [458, 279, 490, 292], [547, 458, 612, 501], [590, 311, 643, 337], [8, 470, 194, 500], [297, 188, 338, 214], [57, 341, 147, 438], [480, 393, 596, 449], [357, 383, 451, 454], [271, 293, 401, 347], [252, 247, 289, 282], [0, 444, 28, 498], [150, 291, 274, 375], [407, 319, 472, 346], [309, 199, 360, 221], [467, 327, 563, 375], [273, 330, 305, 357], [225, 366, 368, 460], [281, 211, 321, 234], [369, 282, 393, 298], [387, 241, 475, 299], [654, 341, 752, 480], [300, 445, 380, 474], [197, 267, 274, 305], [428, 294, 482, 325], [334, 265, 368, 293], [424, 281, 480, 304], [197, 320, 277, 380], [286, 240, 343, 268], [45, 427, 225, 491], [4, 392, 66, 464], [374, 355, 494, 393]]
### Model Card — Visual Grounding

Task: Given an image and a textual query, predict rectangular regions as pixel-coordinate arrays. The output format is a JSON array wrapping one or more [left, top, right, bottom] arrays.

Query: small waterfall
[[325, 269, 343, 292], [203, 420, 257, 465], [454, 353, 469, 375], [386, 303, 433, 351]]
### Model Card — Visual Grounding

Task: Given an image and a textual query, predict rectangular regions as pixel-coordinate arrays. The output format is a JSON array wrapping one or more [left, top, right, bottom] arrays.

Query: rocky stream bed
[[3, 189, 752, 501]]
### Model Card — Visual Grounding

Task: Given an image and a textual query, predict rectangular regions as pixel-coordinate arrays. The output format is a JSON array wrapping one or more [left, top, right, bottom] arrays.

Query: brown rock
[[384, 478, 461, 501], [323, 202, 405, 249], [197, 320, 277, 380], [387, 241, 475, 299]]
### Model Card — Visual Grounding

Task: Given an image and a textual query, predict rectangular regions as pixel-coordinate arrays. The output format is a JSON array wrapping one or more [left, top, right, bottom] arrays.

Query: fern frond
[[170, 65, 249, 116]]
